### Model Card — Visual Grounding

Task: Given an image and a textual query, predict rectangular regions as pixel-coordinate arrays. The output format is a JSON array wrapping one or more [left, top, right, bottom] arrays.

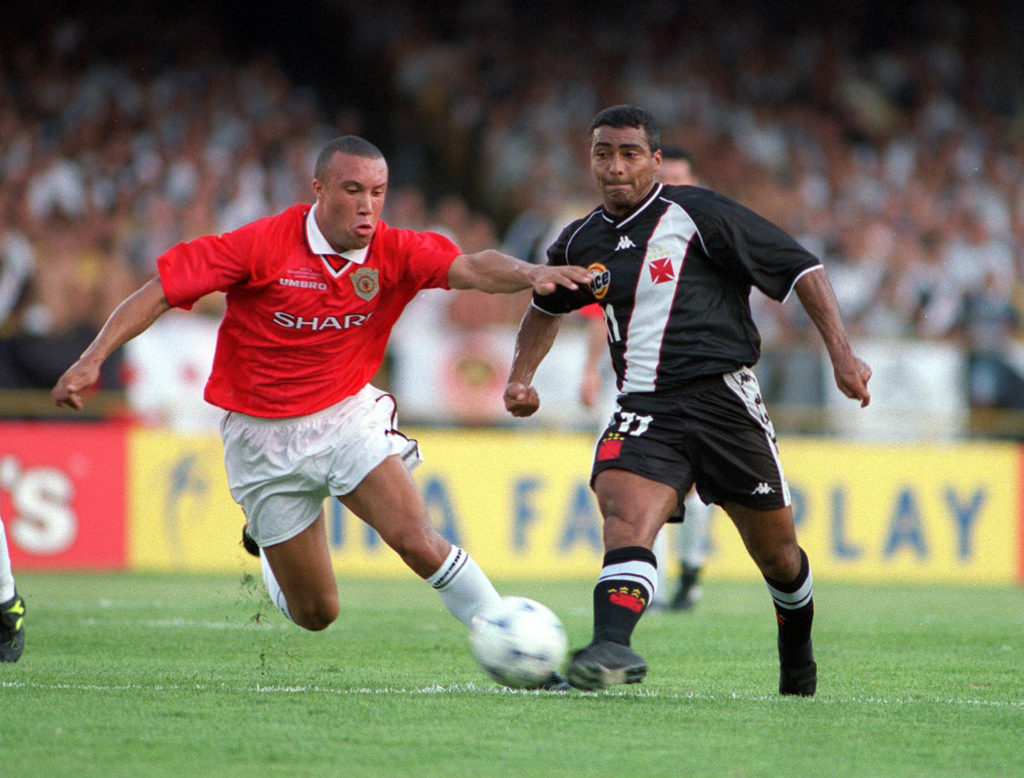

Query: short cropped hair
[[314, 136, 384, 181], [588, 105, 661, 153]]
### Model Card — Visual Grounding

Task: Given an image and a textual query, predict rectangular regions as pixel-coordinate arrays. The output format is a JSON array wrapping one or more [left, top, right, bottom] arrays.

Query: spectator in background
[[4, 1, 1024, 429], [0, 207, 34, 335], [955, 269, 1024, 412]]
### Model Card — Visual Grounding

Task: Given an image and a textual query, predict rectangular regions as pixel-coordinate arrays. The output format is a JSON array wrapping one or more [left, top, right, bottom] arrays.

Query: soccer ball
[[469, 596, 568, 689]]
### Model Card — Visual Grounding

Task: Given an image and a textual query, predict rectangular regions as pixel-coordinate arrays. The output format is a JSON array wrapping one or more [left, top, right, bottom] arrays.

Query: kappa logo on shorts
[[351, 267, 379, 301], [751, 482, 774, 495]]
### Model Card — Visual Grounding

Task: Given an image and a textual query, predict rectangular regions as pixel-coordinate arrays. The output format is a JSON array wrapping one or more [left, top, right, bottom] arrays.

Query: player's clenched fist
[[504, 382, 540, 417]]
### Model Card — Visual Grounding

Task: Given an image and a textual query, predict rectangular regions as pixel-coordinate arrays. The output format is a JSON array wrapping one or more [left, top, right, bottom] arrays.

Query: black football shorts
[[591, 366, 791, 518]]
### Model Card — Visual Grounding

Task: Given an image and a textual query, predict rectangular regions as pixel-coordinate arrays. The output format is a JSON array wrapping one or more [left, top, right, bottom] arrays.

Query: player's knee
[[603, 512, 662, 549], [291, 596, 340, 632], [754, 544, 801, 582]]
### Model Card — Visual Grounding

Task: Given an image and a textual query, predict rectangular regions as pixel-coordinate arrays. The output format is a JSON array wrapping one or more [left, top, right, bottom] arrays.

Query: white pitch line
[[76, 617, 289, 631], [2, 680, 1021, 708]]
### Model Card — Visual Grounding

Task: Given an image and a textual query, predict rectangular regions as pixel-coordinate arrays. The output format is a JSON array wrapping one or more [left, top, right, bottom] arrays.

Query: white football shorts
[[220, 384, 421, 547]]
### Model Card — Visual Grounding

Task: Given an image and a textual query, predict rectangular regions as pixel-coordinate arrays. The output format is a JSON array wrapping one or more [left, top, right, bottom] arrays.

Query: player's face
[[659, 158, 697, 186], [312, 152, 388, 252], [590, 126, 661, 216]]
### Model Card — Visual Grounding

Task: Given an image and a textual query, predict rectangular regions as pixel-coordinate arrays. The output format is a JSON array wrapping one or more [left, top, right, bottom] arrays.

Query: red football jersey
[[157, 204, 459, 417]]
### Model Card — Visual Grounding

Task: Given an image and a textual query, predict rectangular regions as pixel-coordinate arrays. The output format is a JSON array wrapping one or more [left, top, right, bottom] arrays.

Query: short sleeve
[[685, 190, 821, 302], [531, 220, 595, 315], [387, 227, 461, 294], [157, 229, 254, 309]]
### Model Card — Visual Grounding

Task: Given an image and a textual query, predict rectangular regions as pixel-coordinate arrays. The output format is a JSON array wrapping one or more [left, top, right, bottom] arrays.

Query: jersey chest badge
[[351, 267, 380, 301], [588, 262, 611, 300], [645, 248, 678, 285]]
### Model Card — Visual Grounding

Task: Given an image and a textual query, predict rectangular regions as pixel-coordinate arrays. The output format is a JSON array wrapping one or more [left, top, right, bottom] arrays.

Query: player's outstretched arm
[[794, 267, 872, 407], [448, 250, 593, 295], [52, 276, 172, 411], [504, 305, 561, 417]]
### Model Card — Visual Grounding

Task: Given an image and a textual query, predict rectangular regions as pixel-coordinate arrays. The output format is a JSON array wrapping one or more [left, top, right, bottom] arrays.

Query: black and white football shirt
[[533, 183, 822, 393]]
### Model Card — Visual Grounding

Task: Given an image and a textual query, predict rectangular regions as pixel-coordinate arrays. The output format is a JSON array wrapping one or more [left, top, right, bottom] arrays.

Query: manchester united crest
[[351, 267, 379, 301]]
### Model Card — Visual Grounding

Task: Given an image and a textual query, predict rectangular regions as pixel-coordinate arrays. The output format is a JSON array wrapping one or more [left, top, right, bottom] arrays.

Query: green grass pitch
[[2, 572, 1021, 777]]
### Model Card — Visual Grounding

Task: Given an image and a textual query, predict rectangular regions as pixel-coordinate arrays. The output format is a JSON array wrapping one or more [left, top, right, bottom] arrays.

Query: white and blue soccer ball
[[469, 596, 568, 689]]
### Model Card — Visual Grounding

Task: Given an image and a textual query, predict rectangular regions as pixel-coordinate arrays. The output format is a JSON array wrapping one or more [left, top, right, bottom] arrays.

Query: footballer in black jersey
[[505, 105, 872, 695], [536, 181, 823, 393]]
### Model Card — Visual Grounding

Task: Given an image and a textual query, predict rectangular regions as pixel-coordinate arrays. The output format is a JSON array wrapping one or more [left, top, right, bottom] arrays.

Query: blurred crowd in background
[[3, 0, 1024, 423]]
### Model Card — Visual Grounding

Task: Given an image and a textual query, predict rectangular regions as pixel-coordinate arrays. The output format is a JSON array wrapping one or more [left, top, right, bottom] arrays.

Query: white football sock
[[679, 491, 712, 568], [652, 528, 669, 605], [0, 517, 16, 602], [426, 545, 501, 628], [260, 549, 294, 623]]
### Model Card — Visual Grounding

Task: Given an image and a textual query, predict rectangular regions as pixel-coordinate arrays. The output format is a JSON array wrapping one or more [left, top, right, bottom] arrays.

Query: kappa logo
[[615, 234, 636, 251], [751, 482, 774, 495]]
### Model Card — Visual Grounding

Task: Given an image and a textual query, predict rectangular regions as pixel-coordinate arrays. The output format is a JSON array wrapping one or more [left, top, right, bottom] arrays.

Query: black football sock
[[592, 546, 657, 645], [680, 563, 701, 591], [764, 547, 814, 666]]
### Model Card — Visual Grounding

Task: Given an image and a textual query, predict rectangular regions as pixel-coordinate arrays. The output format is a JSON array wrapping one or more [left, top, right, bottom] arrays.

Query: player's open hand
[[504, 381, 540, 417], [52, 360, 101, 411], [528, 265, 594, 295]]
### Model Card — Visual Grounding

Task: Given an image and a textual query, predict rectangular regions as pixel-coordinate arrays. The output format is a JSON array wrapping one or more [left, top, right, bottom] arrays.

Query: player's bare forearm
[[448, 251, 593, 295], [52, 276, 171, 410], [794, 268, 872, 406], [579, 315, 608, 407], [504, 306, 561, 417]]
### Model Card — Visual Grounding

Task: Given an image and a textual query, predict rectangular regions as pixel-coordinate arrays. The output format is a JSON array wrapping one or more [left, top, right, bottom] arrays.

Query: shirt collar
[[306, 203, 371, 265], [601, 182, 663, 229]]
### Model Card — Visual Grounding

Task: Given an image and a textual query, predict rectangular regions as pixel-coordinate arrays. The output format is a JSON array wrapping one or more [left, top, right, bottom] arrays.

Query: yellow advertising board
[[128, 430, 255, 571], [410, 432, 1022, 584], [710, 438, 1020, 583], [128, 428, 1022, 584]]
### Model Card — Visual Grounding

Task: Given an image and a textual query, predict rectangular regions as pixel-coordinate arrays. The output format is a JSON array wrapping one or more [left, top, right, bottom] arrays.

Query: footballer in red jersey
[[157, 203, 462, 418], [53, 136, 589, 690]]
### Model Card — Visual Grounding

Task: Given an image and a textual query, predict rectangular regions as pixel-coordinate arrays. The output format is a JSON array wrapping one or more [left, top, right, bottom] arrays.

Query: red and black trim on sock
[[592, 546, 657, 645]]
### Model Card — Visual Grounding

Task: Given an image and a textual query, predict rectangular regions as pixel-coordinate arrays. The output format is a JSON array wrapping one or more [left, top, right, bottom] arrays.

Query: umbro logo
[[751, 482, 774, 495], [615, 235, 635, 251]]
